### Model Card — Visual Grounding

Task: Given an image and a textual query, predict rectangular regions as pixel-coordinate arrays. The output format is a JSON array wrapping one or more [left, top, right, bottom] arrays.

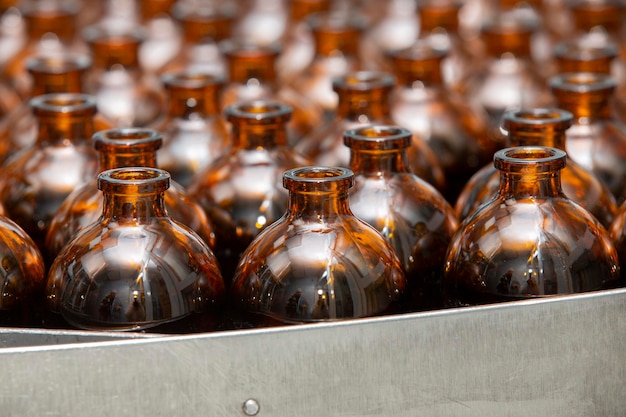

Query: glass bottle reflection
[[0, 214, 45, 327], [0, 53, 91, 163], [46, 167, 225, 332], [231, 166, 406, 326], [345, 126, 458, 311], [296, 70, 446, 191], [388, 41, 489, 203], [151, 71, 229, 187], [444, 146, 620, 307], [457, 9, 553, 152], [188, 100, 311, 285], [82, 23, 164, 128], [455, 108, 618, 228], [550, 72, 626, 204], [219, 38, 323, 142], [0, 93, 98, 255], [46, 127, 215, 263]]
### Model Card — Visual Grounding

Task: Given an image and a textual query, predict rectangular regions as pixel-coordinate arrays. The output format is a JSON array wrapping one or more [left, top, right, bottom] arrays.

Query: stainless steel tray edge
[[1, 289, 625, 417]]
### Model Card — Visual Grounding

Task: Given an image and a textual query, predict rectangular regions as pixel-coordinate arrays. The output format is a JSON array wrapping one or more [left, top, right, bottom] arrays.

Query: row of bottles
[[0, 0, 626, 332]]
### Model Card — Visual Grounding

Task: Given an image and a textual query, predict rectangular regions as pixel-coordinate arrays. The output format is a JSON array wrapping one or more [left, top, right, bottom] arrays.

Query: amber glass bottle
[[345, 126, 458, 311], [82, 24, 164, 127], [219, 39, 323, 142], [46, 167, 225, 332], [46, 127, 215, 262], [416, 0, 475, 91], [231, 166, 406, 327], [289, 11, 364, 119], [0, 93, 98, 255], [276, 0, 331, 84], [296, 70, 446, 191], [388, 41, 489, 203], [138, 0, 182, 75], [550, 72, 626, 204], [2, 0, 87, 99], [444, 146, 620, 307], [458, 11, 553, 153], [0, 53, 91, 163], [0, 215, 46, 327], [455, 108, 618, 228], [151, 71, 229, 187], [188, 101, 311, 285], [162, 1, 234, 76]]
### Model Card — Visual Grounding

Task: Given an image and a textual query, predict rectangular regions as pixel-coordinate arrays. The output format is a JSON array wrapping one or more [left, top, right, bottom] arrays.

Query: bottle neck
[[99, 150, 158, 172], [349, 148, 410, 175], [102, 192, 167, 224], [287, 189, 352, 220], [167, 86, 220, 117], [554, 92, 613, 120], [29, 56, 89, 96], [230, 123, 287, 149], [36, 114, 94, 145], [336, 89, 391, 120], [498, 169, 563, 199], [507, 131, 567, 149]]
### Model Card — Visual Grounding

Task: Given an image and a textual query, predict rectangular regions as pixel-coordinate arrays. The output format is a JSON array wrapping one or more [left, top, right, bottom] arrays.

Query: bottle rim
[[26, 53, 92, 75], [549, 72, 616, 93], [225, 100, 292, 123], [494, 146, 567, 172], [98, 167, 170, 194], [93, 128, 163, 151], [30, 93, 97, 115], [343, 125, 411, 150], [283, 166, 354, 192], [161, 71, 224, 89], [333, 71, 396, 92], [501, 108, 574, 134]]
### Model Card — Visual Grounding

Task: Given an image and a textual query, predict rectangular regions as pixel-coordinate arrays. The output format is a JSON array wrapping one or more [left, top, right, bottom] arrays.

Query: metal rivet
[[242, 398, 260, 416]]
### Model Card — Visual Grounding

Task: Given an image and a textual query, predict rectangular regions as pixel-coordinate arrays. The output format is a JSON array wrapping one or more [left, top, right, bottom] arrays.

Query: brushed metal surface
[[1, 289, 625, 416], [0, 327, 158, 348]]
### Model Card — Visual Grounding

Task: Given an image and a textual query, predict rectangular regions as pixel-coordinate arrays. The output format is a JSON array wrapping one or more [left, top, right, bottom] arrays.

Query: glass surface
[[188, 100, 312, 285], [0, 93, 98, 256], [345, 126, 458, 311], [46, 167, 225, 332], [455, 108, 618, 228], [444, 146, 621, 307], [231, 166, 406, 327], [46, 127, 216, 263]]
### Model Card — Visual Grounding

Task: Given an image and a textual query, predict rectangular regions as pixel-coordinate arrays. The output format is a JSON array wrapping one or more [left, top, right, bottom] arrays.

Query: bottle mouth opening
[[93, 128, 163, 151], [494, 146, 567, 172], [162, 71, 224, 89], [98, 167, 170, 193], [333, 71, 395, 92], [501, 108, 573, 133], [283, 166, 354, 192], [30, 93, 97, 114], [26, 54, 92, 74], [549, 72, 616, 93], [553, 39, 619, 61], [343, 125, 411, 150], [226, 100, 292, 122]]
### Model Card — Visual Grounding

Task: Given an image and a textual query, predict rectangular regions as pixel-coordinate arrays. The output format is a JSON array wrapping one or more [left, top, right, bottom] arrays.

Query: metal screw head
[[242, 398, 260, 416]]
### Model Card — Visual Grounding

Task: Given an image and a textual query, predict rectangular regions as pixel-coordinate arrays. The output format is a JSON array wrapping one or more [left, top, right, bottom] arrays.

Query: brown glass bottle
[[231, 166, 406, 327], [151, 71, 229, 187], [138, 0, 182, 75], [388, 41, 490, 203], [457, 10, 553, 153], [219, 38, 323, 142], [188, 101, 311, 285], [550, 72, 626, 204], [345, 125, 458, 311], [161, 1, 234, 76], [82, 24, 165, 127], [275, 0, 331, 84], [0, 214, 46, 327], [2, 0, 87, 99], [289, 11, 364, 119], [0, 93, 98, 255], [0, 53, 92, 163], [46, 167, 225, 332], [455, 108, 618, 228], [416, 0, 475, 91], [444, 146, 621, 307], [46, 127, 216, 263], [296, 70, 446, 192]]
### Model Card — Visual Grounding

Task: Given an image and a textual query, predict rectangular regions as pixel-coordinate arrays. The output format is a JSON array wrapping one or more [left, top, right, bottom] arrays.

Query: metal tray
[[2, 288, 625, 416]]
